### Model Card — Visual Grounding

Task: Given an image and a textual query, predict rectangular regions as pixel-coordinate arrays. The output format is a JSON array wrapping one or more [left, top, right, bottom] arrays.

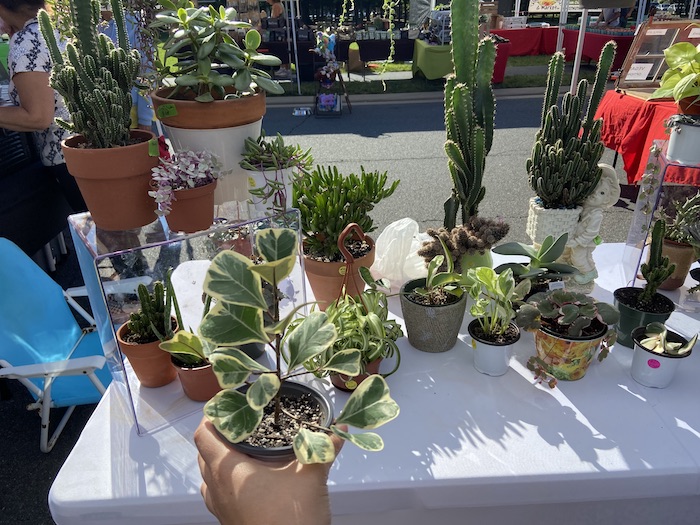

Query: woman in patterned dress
[[0, 0, 86, 213]]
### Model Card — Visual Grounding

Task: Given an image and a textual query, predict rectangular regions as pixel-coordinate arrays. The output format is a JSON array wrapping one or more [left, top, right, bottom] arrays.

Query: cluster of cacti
[[664, 190, 700, 244], [526, 41, 616, 209], [639, 220, 676, 305], [442, 0, 496, 229], [293, 165, 399, 261], [418, 216, 509, 273], [126, 277, 180, 344], [39, 0, 140, 148]]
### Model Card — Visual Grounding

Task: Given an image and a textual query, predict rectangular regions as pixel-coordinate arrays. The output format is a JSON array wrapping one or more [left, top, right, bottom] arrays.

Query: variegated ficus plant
[[194, 228, 400, 464]]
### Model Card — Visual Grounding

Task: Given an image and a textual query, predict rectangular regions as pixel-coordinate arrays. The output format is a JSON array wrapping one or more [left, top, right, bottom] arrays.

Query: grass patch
[[366, 61, 413, 72]]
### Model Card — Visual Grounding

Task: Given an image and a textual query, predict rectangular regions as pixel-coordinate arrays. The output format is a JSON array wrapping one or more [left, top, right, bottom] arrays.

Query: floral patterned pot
[[533, 322, 608, 381]]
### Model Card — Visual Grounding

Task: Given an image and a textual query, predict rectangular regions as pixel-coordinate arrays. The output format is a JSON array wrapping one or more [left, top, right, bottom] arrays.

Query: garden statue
[[563, 164, 621, 285]]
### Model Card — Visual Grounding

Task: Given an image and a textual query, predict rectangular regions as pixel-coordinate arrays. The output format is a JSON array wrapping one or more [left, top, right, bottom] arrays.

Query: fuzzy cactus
[[39, 0, 140, 148], [526, 41, 616, 209], [443, 0, 496, 229], [638, 220, 676, 306]]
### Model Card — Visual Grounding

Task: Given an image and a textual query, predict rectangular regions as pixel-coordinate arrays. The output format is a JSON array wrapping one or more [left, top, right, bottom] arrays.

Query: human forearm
[[0, 104, 53, 132]]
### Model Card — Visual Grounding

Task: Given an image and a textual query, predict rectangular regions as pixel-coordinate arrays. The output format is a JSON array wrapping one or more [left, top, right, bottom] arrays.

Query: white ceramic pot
[[630, 326, 692, 388], [164, 119, 263, 207], [666, 119, 700, 166], [244, 167, 295, 219], [525, 197, 582, 246], [468, 320, 520, 376]]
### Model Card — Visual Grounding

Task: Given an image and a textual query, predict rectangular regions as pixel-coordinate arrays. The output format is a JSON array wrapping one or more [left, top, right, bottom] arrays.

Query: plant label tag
[[625, 63, 654, 81], [148, 139, 159, 157], [344, 380, 357, 390], [471, 339, 476, 350], [690, 28, 700, 38], [549, 280, 565, 291], [156, 103, 178, 119], [646, 29, 667, 36]]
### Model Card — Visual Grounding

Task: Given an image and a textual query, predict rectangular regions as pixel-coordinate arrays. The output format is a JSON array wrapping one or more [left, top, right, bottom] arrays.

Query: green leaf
[[254, 75, 285, 95], [331, 426, 384, 451], [200, 302, 267, 346], [246, 373, 280, 410], [245, 28, 262, 50], [249, 256, 296, 286], [159, 330, 206, 361], [204, 251, 267, 309], [293, 428, 336, 464], [335, 375, 399, 430], [249, 53, 282, 66], [205, 389, 263, 443], [256, 228, 297, 262], [539, 233, 568, 263], [209, 348, 271, 388], [323, 349, 362, 376], [285, 311, 337, 370], [492, 241, 537, 258]]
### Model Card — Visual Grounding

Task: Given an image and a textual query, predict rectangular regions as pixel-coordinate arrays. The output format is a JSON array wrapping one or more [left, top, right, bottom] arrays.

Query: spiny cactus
[[126, 270, 183, 344], [526, 41, 616, 209], [443, 0, 496, 229], [639, 220, 676, 306], [39, 0, 140, 148]]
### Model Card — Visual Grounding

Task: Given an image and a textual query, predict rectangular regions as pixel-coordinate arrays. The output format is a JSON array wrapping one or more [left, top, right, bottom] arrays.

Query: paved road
[[0, 90, 636, 525]]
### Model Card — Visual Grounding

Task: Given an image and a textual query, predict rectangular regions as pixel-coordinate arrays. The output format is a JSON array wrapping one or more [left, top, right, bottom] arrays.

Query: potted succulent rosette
[[198, 227, 400, 463], [149, 150, 220, 233], [630, 322, 697, 388]]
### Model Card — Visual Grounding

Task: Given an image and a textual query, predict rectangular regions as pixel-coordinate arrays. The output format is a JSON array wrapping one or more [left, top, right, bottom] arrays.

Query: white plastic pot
[[630, 326, 692, 388], [244, 167, 295, 219], [468, 320, 520, 376], [666, 119, 700, 166]]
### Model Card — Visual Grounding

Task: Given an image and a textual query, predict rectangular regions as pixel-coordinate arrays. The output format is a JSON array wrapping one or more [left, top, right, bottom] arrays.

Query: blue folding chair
[[0, 238, 111, 452]]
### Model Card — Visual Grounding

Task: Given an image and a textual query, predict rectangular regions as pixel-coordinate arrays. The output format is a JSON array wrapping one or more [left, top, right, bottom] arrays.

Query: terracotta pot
[[659, 239, 695, 290], [151, 88, 266, 129], [678, 96, 700, 115], [304, 237, 376, 311], [613, 287, 675, 348], [173, 360, 222, 402], [533, 322, 609, 381], [399, 278, 467, 353], [116, 323, 177, 388], [61, 130, 159, 231], [331, 357, 382, 392], [166, 181, 217, 234]]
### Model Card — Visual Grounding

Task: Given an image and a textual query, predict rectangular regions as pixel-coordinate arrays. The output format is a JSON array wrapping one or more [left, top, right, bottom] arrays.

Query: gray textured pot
[[399, 278, 467, 353]]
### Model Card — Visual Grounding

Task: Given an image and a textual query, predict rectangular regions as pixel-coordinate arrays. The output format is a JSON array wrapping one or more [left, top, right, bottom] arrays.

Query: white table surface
[[49, 244, 700, 525]]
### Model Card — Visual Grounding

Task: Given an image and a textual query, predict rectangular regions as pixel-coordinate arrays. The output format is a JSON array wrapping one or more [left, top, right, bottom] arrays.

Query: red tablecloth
[[491, 28, 547, 56], [561, 29, 632, 72], [595, 90, 699, 185]]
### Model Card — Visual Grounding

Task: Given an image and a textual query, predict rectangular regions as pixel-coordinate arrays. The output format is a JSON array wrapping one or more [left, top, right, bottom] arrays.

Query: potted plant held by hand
[[199, 228, 400, 462], [39, 0, 159, 231], [614, 219, 676, 348], [294, 167, 399, 309], [516, 290, 619, 386], [630, 322, 697, 388], [149, 150, 220, 234], [400, 239, 467, 353], [463, 267, 530, 376]]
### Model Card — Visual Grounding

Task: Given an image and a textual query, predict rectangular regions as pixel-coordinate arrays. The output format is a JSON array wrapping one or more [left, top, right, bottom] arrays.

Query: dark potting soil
[[243, 393, 324, 449], [541, 317, 607, 339], [305, 239, 371, 263], [615, 287, 675, 314], [407, 289, 461, 306], [471, 323, 519, 345]]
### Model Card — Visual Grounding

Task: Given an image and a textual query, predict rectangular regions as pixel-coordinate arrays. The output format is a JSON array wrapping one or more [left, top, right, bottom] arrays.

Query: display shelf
[[68, 210, 306, 435]]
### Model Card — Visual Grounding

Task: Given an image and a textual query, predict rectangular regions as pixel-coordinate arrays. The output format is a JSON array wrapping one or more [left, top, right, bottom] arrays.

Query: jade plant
[[198, 228, 399, 463], [151, 0, 284, 102], [38, 0, 140, 148], [637, 322, 698, 356], [443, 0, 496, 229], [492, 233, 578, 283], [527, 41, 616, 209], [293, 166, 399, 261], [637, 219, 676, 307]]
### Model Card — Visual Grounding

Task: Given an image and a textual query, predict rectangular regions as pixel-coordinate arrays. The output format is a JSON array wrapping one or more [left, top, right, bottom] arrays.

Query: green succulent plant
[[151, 0, 284, 102], [493, 233, 578, 283], [38, 0, 140, 148], [637, 322, 697, 356], [409, 237, 463, 306], [638, 219, 676, 306], [124, 270, 181, 345], [527, 41, 616, 209], [197, 228, 400, 464]]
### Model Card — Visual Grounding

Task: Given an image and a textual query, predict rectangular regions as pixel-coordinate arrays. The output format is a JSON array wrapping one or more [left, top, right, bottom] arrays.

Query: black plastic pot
[[613, 287, 675, 348]]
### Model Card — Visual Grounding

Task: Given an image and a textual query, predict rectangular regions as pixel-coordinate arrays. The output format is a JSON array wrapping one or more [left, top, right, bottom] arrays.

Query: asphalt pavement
[[0, 83, 638, 524]]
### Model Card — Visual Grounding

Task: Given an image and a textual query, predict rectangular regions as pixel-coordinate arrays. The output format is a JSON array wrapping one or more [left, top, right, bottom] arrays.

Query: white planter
[[164, 119, 263, 208], [468, 320, 520, 376], [630, 326, 692, 388], [667, 120, 700, 166], [525, 197, 581, 246], [244, 167, 295, 219]]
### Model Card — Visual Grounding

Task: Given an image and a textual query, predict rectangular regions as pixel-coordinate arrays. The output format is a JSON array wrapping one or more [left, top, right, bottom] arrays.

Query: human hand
[[195, 417, 345, 525]]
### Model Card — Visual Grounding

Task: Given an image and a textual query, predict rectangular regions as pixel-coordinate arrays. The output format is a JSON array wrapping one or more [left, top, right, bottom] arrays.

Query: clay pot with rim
[[165, 181, 218, 234], [659, 239, 695, 290], [304, 223, 375, 311], [172, 358, 222, 402], [116, 322, 177, 388], [61, 130, 159, 231]]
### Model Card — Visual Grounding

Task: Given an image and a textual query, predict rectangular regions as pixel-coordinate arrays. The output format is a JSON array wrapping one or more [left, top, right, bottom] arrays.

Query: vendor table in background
[[491, 27, 559, 56], [411, 39, 511, 83], [561, 29, 633, 71], [595, 90, 700, 185]]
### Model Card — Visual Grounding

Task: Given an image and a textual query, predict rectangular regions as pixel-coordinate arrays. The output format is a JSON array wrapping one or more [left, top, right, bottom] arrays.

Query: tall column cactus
[[39, 0, 141, 148], [526, 41, 616, 209], [443, 0, 496, 230], [638, 219, 675, 306]]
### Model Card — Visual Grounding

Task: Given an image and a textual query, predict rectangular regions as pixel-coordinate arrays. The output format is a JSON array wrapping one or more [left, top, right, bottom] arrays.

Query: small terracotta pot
[[173, 360, 222, 402], [678, 96, 700, 115], [62, 130, 159, 231], [330, 358, 382, 392], [166, 181, 217, 234], [659, 239, 695, 290], [151, 88, 266, 129], [116, 323, 177, 388]]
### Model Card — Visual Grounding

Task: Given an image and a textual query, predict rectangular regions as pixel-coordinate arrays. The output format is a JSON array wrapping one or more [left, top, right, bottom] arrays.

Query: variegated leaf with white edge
[[335, 375, 400, 430], [203, 250, 267, 309], [199, 302, 268, 346], [209, 348, 271, 388], [204, 389, 263, 443], [246, 373, 280, 410], [293, 427, 336, 464], [323, 349, 362, 376], [331, 425, 384, 451], [284, 311, 337, 370]]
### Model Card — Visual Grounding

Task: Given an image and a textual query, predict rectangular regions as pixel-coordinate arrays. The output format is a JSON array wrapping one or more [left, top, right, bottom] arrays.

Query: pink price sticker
[[647, 359, 661, 369]]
